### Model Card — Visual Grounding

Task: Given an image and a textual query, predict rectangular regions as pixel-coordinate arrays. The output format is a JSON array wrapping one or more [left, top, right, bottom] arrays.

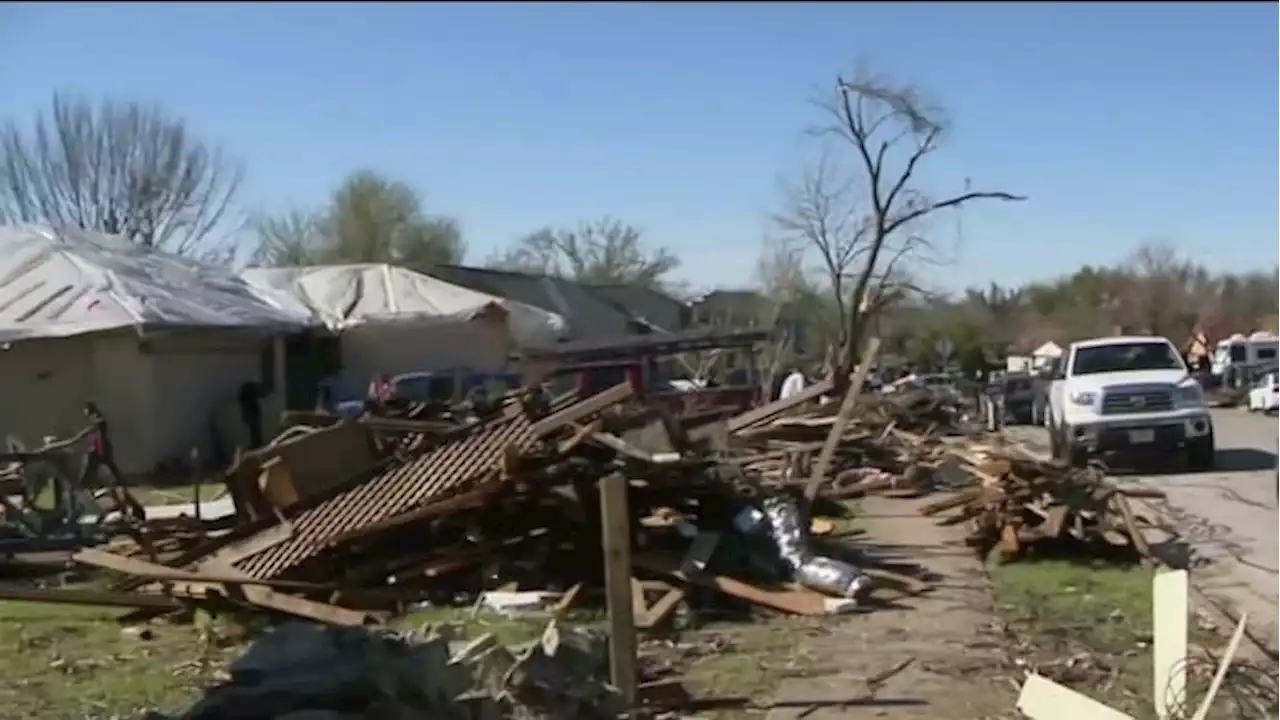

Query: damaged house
[[0, 226, 304, 476], [239, 263, 569, 405]]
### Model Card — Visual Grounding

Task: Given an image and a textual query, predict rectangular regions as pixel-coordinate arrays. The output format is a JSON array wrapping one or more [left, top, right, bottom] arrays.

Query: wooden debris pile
[[718, 368, 1164, 567], [724, 382, 982, 502], [2, 379, 940, 631], [918, 448, 1165, 563]]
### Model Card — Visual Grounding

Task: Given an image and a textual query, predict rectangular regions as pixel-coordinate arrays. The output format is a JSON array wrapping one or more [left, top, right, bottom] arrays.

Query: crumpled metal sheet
[[760, 494, 869, 600]]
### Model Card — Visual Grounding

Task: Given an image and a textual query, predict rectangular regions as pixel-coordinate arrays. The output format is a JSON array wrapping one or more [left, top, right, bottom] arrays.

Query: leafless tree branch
[[818, 70, 1027, 375], [0, 93, 243, 262], [490, 217, 679, 289]]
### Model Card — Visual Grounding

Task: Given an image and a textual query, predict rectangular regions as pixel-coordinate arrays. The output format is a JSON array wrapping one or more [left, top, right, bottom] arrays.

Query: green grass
[[990, 560, 1263, 720], [0, 597, 598, 719], [0, 495, 843, 720], [0, 600, 233, 720], [29, 482, 228, 512], [680, 616, 817, 716], [992, 560, 1158, 716]]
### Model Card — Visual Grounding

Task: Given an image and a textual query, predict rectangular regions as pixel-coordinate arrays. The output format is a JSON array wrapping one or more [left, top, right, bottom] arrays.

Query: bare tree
[[753, 235, 811, 302], [489, 217, 679, 289], [1116, 241, 1216, 340], [770, 153, 864, 342], [814, 70, 1026, 376], [0, 93, 242, 261], [770, 151, 925, 352], [251, 170, 465, 271], [253, 210, 326, 267]]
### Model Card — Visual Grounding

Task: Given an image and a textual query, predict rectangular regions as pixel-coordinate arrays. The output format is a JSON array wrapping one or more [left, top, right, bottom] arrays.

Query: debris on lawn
[[2, 378, 944, 628], [1, 359, 1156, 629], [917, 448, 1167, 564], [0, 334, 1190, 717], [152, 618, 661, 720]]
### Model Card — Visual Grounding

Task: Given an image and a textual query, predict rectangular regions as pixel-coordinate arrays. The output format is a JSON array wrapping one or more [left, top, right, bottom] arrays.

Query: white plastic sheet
[[240, 263, 568, 346], [0, 226, 304, 342]]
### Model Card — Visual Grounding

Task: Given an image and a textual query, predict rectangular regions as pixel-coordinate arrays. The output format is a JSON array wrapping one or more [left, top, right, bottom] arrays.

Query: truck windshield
[[1072, 342, 1185, 376]]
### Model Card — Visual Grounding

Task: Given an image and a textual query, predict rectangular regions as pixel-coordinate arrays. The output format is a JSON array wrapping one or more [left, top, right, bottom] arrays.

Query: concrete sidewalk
[[766, 494, 1012, 719]]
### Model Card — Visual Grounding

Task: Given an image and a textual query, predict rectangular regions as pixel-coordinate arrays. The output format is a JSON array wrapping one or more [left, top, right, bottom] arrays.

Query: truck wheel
[[1049, 423, 1065, 462], [1187, 434, 1216, 471], [1067, 448, 1090, 470]]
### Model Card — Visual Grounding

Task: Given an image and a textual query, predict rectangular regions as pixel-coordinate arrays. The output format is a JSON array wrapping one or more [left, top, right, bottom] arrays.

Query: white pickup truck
[[1046, 335, 1215, 470]]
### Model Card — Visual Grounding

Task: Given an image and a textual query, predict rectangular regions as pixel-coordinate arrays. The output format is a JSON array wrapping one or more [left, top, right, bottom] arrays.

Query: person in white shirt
[[778, 367, 806, 400]]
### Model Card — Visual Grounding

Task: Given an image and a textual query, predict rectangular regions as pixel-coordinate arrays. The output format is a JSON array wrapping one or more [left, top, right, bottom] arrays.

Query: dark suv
[[1000, 373, 1038, 424]]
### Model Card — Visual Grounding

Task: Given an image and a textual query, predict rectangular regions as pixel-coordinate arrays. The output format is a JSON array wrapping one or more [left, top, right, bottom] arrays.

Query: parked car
[[1000, 373, 1037, 424], [916, 373, 962, 400], [1247, 371, 1279, 414], [1046, 335, 1214, 470], [333, 370, 522, 418]]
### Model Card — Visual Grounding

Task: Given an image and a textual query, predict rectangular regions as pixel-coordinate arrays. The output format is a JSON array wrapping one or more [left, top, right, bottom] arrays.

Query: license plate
[[1129, 429, 1155, 444]]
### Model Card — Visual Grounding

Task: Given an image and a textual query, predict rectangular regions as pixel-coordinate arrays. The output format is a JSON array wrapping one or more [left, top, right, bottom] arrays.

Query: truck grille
[[1100, 386, 1174, 415]]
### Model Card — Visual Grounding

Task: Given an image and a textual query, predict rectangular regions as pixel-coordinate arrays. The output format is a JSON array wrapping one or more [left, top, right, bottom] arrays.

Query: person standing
[[778, 365, 806, 401], [237, 382, 264, 450], [367, 373, 393, 403], [80, 402, 146, 524]]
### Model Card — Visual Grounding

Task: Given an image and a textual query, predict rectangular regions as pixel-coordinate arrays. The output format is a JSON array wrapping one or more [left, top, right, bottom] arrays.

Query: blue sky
[[1, 2, 1275, 293]]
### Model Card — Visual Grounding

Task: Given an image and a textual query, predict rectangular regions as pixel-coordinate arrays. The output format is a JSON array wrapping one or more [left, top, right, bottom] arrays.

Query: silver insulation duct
[[760, 494, 870, 600]]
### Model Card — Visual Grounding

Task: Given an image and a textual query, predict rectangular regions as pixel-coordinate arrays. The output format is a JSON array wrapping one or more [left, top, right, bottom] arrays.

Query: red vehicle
[[520, 328, 770, 415]]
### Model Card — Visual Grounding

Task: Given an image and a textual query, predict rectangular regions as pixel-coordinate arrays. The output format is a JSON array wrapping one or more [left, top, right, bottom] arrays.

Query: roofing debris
[[0, 354, 1185, 718]]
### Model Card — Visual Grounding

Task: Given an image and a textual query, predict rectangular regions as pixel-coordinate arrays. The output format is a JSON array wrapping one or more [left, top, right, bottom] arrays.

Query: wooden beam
[[725, 378, 834, 434], [74, 547, 334, 592], [599, 472, 638, 706], [1016, 673, 1134, 720], [531, 382, 634, 438], [1152, 569, 1188, 720], [805, 337, 881, 504]]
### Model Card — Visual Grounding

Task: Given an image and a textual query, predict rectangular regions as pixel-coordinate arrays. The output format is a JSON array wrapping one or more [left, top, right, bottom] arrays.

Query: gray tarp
[[0, 226, 304, 342], [240, 263, 568, 347]]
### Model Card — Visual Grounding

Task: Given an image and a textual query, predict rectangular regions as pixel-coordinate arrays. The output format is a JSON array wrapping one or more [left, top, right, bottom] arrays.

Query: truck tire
[[1067, 448, 1090, 470], [1050, 422, 1088, 469], [1187, 434, 1216, 471]]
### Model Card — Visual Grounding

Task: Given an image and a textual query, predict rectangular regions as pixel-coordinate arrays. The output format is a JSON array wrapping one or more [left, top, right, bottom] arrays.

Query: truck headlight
[[1176, 384, 1205, 407], [1069, 391, 1096, 406]]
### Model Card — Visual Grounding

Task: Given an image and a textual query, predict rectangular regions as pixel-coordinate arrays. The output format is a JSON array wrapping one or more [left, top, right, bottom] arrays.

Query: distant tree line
[[889, 242, 1279, 373]]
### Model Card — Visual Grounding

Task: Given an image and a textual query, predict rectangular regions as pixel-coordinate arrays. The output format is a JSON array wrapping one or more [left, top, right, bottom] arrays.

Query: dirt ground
[[765, 494, 1015, 720]]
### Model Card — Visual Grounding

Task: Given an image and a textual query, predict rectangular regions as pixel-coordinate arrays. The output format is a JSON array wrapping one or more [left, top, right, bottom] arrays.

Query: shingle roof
[[583, 283, 689, 332], [430, 265, 643, 340]]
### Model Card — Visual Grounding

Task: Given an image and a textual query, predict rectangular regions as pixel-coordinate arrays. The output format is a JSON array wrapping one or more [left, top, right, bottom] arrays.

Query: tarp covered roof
[[239, 263, 568, 347], [430, 264, 644, 340], [0, 226, 305, 343]]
